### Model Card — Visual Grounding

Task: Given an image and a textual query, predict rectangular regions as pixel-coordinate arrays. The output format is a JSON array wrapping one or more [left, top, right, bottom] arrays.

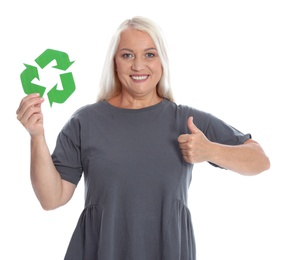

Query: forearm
[[30, 135, 64, 210], [208, 139, 270, 175]]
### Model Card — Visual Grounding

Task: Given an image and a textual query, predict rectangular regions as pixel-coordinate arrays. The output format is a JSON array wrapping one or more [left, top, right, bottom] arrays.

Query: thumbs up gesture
[[178, 116, 212, 164]]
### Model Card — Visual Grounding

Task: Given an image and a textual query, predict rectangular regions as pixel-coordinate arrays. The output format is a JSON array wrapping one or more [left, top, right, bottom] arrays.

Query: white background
[[1, 0, 280, 259]]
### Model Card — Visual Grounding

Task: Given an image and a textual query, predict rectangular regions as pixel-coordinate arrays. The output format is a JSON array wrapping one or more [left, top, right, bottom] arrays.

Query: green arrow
[[35, 49, 75, 71], [20, 64, 46, 97], [47, 72, 76, 107]]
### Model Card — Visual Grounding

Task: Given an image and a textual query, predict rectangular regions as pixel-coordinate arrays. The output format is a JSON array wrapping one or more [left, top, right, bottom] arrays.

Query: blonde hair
[[97, 16, 174, 101]]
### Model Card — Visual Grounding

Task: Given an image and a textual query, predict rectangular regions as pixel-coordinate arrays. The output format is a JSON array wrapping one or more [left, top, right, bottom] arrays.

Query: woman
[[16, 16, 270, 260]]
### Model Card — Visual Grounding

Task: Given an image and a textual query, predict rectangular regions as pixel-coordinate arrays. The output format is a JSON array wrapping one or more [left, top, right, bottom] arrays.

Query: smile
[[130, 75, 149, 81]]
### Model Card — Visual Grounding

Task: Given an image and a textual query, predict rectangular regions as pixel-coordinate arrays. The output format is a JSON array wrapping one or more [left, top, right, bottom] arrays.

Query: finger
[[16, 93, 41, 115], [19, 105, 42, 126], [17, 95, 44, 121], [183, 154, 193, 164], [178, 134, 191, 144], [28, 112, 43, 126], [187, 116, 200, 134], [179, 142, 188, 150]]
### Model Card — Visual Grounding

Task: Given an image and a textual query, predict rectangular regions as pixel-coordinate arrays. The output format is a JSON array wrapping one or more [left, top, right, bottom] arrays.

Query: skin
[[16, 29, 270, 210], [108, 28, 163, 109], [178, 117, 270, 175], [16, 94, 75, 210]]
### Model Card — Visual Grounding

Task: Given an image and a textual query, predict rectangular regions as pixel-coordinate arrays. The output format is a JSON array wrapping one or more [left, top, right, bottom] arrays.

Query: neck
[[108, 92, 163, 109]]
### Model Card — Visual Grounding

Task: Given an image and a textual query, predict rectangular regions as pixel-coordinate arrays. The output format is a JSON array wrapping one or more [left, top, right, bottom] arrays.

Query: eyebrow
[[119, 47, 157, 52]]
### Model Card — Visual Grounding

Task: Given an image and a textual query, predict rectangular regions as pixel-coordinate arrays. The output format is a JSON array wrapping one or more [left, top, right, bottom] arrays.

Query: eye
[[145, 53, 155, 58], [122, 53, 134, 59]]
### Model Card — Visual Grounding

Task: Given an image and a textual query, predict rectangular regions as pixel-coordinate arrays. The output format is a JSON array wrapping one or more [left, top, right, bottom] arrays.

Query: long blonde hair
[[97, 16, 174, 101]]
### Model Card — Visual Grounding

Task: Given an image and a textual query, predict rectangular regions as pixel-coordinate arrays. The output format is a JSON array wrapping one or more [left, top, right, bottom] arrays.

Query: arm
[[178, 117, 270, 175], [16, 94, 76, 210]]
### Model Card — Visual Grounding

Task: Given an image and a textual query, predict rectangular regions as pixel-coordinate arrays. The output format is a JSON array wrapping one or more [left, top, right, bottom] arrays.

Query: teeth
[[131, 75, 148, 80]]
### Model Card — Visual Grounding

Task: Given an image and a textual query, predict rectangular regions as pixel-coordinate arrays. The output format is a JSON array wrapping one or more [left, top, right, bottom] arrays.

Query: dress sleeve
[[180, 105, 252, 169], [202, 113, 251, 146], [51, 115, 83, 185], [201, 112, 252, 168]]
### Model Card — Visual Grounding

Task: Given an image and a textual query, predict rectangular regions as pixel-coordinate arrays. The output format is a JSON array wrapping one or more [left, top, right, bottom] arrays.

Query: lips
[[130, 75, 149, 81]]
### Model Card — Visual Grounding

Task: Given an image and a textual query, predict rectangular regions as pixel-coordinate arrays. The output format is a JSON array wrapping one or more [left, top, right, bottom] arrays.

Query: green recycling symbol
[[20, 49, 76, 107]]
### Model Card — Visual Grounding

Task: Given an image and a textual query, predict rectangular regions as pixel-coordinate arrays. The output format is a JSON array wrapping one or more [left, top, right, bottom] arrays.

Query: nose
[[131, 56, 145, 71]]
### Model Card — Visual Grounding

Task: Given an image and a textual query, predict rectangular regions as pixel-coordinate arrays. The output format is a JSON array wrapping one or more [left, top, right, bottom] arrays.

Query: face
[[114, 28, 163, 99]]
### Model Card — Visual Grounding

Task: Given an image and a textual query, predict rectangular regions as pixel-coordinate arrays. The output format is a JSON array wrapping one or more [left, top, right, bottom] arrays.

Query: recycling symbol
[[20, 49, 76, 107]]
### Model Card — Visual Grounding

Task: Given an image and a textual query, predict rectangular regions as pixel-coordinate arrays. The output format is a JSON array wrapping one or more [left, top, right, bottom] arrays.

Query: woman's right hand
[[16, 93, 45, 137]]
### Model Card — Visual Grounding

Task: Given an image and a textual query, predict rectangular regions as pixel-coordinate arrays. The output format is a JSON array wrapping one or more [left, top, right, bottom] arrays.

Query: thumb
[[187, 116, 200, 134]]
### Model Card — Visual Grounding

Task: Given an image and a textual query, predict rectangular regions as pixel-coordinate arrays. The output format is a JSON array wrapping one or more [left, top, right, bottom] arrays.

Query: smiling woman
[[110, 28, 163, 108], [98, 16, 173, 104], [16, 16, 270, 260]]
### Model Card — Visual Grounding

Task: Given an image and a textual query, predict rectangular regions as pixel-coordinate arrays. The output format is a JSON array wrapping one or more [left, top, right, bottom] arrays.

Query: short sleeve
[[203, 113, 251, 146], [51, 115, 83, 185], [180, 106, 252, 169], [202, 113, 252, 168]]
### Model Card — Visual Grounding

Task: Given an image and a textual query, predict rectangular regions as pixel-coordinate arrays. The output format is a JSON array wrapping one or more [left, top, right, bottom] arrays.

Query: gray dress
[[51, 99, 251, 260]]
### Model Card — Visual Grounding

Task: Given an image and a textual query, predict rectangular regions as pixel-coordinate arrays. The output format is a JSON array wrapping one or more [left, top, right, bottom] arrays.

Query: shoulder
[[162, 99, 213, 133], [166, 99, 211, 120], [70, 101, 106, 119], [61, 101, 106, 132]]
